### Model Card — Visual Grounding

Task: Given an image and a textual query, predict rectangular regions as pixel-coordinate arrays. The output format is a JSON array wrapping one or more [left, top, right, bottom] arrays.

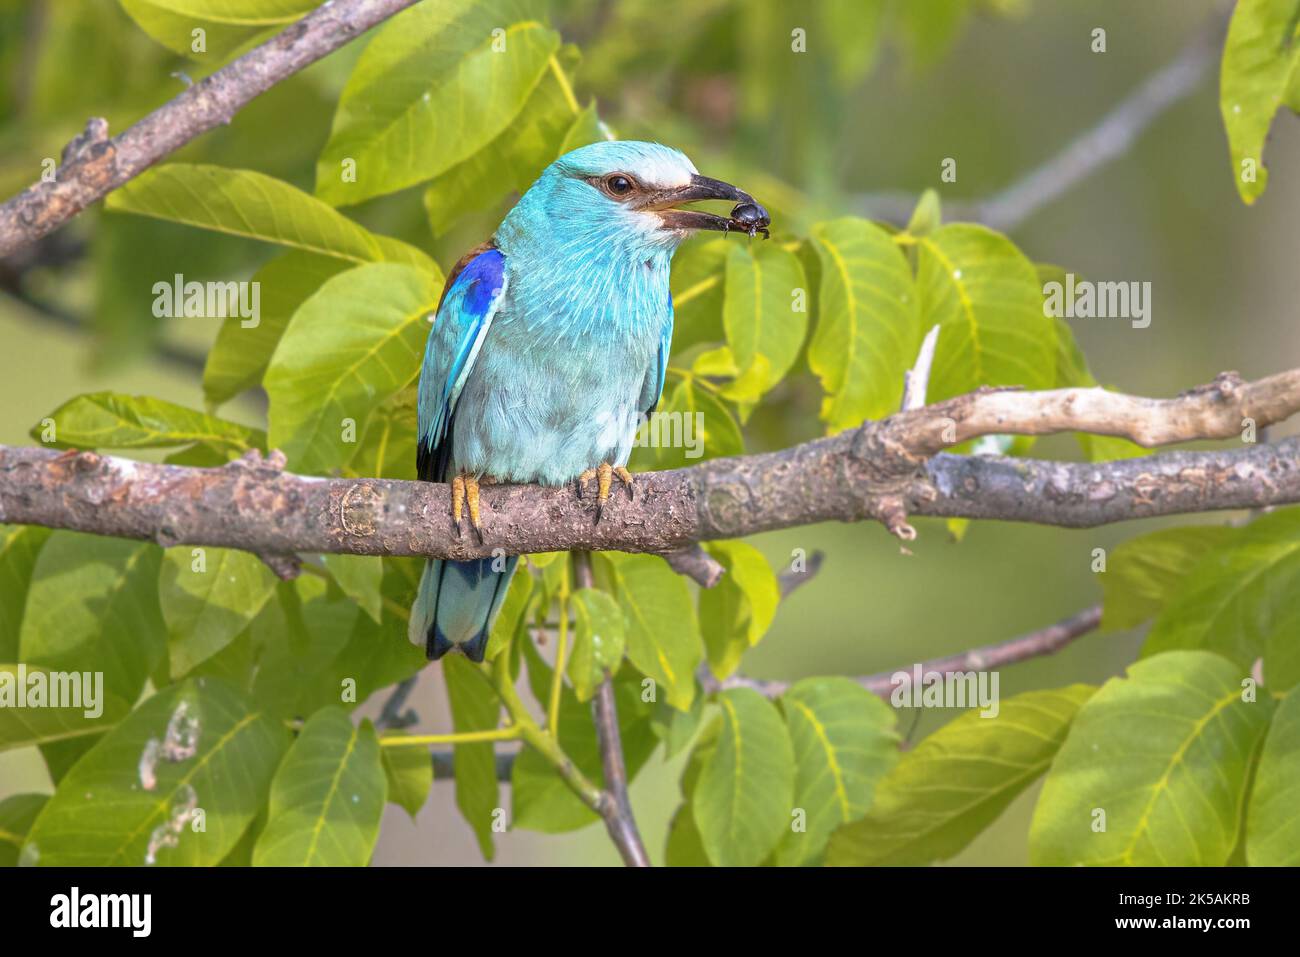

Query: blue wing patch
[[416, 246, 507, 482]]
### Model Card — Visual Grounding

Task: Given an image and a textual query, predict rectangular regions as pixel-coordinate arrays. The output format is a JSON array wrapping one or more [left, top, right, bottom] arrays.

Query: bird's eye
[[604, 174, 633, 196]]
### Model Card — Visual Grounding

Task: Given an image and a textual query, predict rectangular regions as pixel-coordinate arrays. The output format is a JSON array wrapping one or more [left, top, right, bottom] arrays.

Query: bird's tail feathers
[[408, 555, 519, 663]]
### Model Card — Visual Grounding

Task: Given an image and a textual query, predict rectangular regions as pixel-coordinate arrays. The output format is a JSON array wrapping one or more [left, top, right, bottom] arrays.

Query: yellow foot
[[450, 472, 487, 543], [575, 463, 635, 523]]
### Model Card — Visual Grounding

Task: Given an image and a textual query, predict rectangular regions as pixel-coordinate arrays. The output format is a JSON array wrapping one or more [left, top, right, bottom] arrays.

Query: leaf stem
[[548, 55, 581, 116], [378, 726, 519, 747], [548, 586, 570, 736]]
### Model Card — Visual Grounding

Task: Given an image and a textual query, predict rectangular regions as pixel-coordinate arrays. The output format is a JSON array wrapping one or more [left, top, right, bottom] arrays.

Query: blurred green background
[[2, 0, 1296, 865]]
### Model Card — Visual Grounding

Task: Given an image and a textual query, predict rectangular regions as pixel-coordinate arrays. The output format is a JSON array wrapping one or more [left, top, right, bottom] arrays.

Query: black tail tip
[[426, 629, 454, 661], [425, 628, 488, 664]]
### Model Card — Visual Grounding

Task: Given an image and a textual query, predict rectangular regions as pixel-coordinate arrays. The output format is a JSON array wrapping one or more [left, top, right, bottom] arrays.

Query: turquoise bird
[[409, 141, 770, 662]]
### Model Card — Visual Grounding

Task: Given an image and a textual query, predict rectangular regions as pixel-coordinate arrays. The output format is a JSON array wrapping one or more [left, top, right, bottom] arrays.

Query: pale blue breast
[[450, 254, 672, 486]]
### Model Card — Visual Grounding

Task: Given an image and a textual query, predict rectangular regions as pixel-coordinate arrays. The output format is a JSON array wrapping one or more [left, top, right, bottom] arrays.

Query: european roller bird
[[409, 141, 770, 662]]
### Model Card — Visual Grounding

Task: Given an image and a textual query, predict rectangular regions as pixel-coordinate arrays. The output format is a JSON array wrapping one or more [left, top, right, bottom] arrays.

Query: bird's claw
[[450, 473, 486, 544], [576, 463, 635, 524]]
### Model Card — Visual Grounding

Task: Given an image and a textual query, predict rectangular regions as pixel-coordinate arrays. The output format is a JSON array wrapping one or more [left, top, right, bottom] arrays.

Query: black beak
[[649, 174, 771, 238]]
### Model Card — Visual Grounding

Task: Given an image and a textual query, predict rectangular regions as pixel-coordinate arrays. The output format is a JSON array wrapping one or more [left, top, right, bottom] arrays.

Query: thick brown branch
[[2, 370, 1299, 557], [0, 0, 422, 258]]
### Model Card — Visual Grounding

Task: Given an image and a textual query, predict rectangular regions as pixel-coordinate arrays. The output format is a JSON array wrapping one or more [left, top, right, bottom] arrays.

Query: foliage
[[1, 0, 1297, 867]]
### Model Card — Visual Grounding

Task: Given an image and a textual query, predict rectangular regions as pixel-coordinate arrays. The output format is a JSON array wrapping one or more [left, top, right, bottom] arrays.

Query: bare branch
[[778, 549, 824, 599], [663, 544, 725, 588], [0, 0, 422, 258], [3, 368, 1299, 557], [978, 18, 1222, 231], [855, 16, 1222, 230], [574, 551, 650, 867], [702, 604, 1103, 700]]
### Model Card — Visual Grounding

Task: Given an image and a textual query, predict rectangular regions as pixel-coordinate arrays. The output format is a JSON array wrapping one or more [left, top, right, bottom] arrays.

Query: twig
[[0, 0, 423, 257], [429, 748, 515, 780], [663, 544, 725, 588], [854, 16, 1222, 230], [777, 549, 824, 599], [4, 367, 1299, 556], [978, 17, 1222, 231], [575, 551, 650, 867], [901, 325, 941, 412], [377, 677, 419, 731], [701, 604, 1103, 700]]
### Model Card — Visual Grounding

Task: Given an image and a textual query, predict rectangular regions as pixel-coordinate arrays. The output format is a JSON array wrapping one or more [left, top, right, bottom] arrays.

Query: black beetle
[[729, 202, 771, 239]]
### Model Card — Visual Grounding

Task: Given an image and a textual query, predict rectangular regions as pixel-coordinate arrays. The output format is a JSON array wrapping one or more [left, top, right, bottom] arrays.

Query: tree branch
[[446, 602, 1104, 779], [701, 605, 1103, 700], [3, 368, 1298, 558], [574, 551, 650, 867], [0, 0, 423, 258], [855, 14, 1222, 229]]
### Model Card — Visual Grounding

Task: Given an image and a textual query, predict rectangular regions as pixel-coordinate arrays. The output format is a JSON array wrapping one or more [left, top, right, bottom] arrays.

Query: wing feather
[[416, 243, 507, 482]]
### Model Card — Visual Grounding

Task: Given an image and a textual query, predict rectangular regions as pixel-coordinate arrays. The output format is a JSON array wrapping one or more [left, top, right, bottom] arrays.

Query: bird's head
[[497, 141, 770, 260]]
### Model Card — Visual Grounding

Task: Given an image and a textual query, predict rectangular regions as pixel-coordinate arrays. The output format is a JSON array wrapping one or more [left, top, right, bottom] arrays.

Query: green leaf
[[1246, 684, 1300, 865], [808, 217, 920, 430], [567, 587, 626, 703], [651, 691, 704, 760], [380, 736, 434, 821], [443, 654, 502, 859], [919, 223, 1055, 401], [0, 665, 130, 754], [826, 685, 1093, 866], [557, 99, 607, 153], [23, 678, 287, 865], [598, 553, 702, 711], [1030, 652, 1271, 866], [1220, 0, 1300, 203], [265, 262, 441, 474], [204, 252, 354, 407], [0, 794, 48, 867], [775, 677, 899, 866], [316, 1, 559, 206], [250, 576, 367, 720], [252, 709, 386, 866], [1102, 525, 1240, 631], [19, 532, 166, 703], [422, 45, 587, 237], [322, 554, 384, 625], [905, 188, 942, 238], [513, 641, 657, 833], [719, 241, 808, 404], [693, 688, 794, 866], [698, 540, 780, 679], [107, 164, 430, 266], [160, 546, 279, 678], [346, 391, 419, 482], [669, 238, 728, 353], [1142, 509, 1300, 681], [0, 525, 49, 661], [129, 0, 318, 21], [664, 802, 710, 866], [633, 375, 742, 472], [119, 0, 304, 59], [32, 393, 264, 453]]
